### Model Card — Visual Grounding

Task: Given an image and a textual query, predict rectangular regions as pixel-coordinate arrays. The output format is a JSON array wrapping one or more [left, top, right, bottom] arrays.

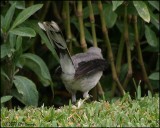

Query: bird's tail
[[38, 21, 75, 74]]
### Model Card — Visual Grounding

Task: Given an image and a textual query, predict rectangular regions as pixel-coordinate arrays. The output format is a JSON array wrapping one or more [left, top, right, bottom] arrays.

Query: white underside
[[61, 71, 103, 93]]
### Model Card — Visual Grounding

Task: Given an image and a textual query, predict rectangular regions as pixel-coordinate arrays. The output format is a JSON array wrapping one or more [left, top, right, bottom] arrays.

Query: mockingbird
[[38, 21, 108, 103]]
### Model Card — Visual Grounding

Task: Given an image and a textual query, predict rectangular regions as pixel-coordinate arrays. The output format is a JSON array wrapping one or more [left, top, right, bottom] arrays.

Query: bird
[[38, 21, 108, 103]]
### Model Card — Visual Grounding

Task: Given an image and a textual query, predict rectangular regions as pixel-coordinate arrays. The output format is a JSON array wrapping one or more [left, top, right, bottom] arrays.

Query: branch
[[133, 15, 153, 93], [111, 32, 124, 97], [123, 5, 132, 89], [40, 1, 51, 21], [62, 1, 73, 54], [77, 1, 87, 52], [87, 1, 104, 100], [98, 1, 125, 96]]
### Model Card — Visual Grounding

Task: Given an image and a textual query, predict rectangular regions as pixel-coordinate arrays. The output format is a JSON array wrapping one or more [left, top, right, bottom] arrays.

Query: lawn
[[1, 93, 159, 127]]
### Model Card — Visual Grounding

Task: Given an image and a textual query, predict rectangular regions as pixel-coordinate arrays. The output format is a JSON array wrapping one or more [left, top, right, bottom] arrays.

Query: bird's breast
[[61, 71, 103, 92]]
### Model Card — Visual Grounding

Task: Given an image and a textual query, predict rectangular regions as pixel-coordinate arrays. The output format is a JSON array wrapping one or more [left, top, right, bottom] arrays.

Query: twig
[[133, 15, 153, 93], [62, 1, 73, 54], [87, 1, 104, 99], [123, 5, 132, 89], [40, 1, 51, 21], [98, 1, 125, 96], [77, 1, 87, 52], [111, 35, 124, 97]]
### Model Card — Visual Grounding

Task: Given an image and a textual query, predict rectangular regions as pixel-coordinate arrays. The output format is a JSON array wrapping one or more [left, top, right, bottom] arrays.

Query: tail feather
[[38, 21, 75, 74]]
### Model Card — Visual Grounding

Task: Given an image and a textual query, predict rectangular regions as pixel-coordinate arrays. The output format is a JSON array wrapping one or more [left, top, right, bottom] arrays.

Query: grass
[[1, 93, 159, 127]]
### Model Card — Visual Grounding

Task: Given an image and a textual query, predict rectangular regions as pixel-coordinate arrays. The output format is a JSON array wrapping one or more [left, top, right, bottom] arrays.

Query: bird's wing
[[75, 59, 108, 79], [38, 21, 75, 74], [72, 52, 102, 69]]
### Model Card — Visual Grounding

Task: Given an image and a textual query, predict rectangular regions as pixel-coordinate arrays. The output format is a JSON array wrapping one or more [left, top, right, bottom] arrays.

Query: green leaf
[[150, 79, 159, 89], [148, 1, 159, 11], [1, 96, 13, 104], [10, 27, 36, 37], [1, 44, 15, 58], [1, 15, 4, 31], [149, 72, 159, 80], [119, 63, 128, 81], [145, 25, 158, 47], [9, 1, 25, 9], [114, 2, 137, 15], [149, 9, 159, 30], [13, 75, 38, 106], [9, 33, 17, 48], [3, 3, 16, 32], [14, 36, 23, 65], [156, 57, 159, 71], [19, 53, 52, 86], [16, 36, 22, 51], [1, 68, 9, 80], [112, 1, 124, 11], [133, 1, 150, 23], [148, 90, 152, 98], [84, 27, 93, 44], [83, 3, 99, 19], [104, 4, 117, 28], [151, 14, 159, 30], [11, 4, 43, 30], [137, 85, 141, 100]]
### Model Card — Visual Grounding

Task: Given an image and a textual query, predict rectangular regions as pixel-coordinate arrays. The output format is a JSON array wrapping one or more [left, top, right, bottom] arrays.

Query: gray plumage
[[38, 21, 108, 103]]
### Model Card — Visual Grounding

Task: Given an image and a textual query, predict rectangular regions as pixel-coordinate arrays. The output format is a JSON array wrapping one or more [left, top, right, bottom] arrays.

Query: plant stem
[[52, 1, 62, 21], [62, 2, 67, 32], [62, 1, 73, 54], [87, 1, 97, 47], [98, 1, 125, 96], [123, 5, 132, 89], [133, 15, 153, 93], [111, 33, 124, 97], [77, 1, 87, 52], [4, 57, 14, 109], [88, 1, 104, 98], [116, 35, 124, 75], [65, 2, 72, 41], [40, 1, 51, 21]]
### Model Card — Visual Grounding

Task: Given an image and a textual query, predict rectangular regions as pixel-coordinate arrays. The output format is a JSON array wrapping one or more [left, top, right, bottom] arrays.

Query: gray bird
[[38, 21, 108, 103]]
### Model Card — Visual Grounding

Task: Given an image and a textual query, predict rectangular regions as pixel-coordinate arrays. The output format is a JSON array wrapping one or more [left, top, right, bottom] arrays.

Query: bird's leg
[[74, 91, 90, 108], [83, 91, 90, 99], [71, 93, 77, 104]]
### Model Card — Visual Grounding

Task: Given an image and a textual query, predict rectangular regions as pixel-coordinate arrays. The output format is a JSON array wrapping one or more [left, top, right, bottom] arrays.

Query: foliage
[[1, 93, 159, 127], [1, 1, 53, 107]]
